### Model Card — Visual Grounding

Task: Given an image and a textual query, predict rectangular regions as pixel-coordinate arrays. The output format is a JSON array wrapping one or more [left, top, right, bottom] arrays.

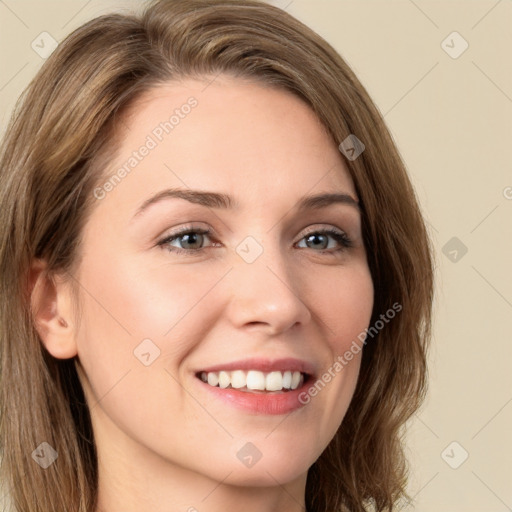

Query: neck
[[94, 454, 308, 512]]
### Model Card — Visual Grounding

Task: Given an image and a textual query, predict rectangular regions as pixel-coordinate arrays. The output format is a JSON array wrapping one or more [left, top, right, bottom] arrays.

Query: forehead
[[94, 76, 357, 220]]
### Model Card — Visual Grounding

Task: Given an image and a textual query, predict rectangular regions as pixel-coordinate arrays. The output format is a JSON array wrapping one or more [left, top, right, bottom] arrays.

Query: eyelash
[[157, 226, 353, 255]]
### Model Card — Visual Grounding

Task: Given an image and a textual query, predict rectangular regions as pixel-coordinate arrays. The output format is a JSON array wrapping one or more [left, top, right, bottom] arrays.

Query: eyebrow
[[132, 187, 360, 220]]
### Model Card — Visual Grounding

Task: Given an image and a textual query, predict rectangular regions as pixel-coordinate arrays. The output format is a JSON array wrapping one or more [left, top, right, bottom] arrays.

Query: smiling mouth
[[195, 370, 310, 393]]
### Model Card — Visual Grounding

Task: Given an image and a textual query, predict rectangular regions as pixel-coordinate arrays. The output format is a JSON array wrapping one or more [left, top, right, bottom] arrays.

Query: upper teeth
[[199, 370, 303, 391]]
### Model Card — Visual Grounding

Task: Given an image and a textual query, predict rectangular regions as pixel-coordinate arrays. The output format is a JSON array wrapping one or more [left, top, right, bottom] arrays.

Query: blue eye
[[296, 228, 353, 252], [157, 227, 352, 255], [158, 228, 214, 254]]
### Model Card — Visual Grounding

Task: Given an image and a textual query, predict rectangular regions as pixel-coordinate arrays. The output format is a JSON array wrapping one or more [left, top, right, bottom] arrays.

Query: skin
[[31, 76, 374, 512]]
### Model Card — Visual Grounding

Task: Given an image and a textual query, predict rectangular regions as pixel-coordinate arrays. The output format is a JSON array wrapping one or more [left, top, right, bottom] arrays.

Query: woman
[[0, 0, 434, 511]]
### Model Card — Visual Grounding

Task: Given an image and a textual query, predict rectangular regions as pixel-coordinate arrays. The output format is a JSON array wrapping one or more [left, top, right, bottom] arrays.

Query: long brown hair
[[0, 1, 434, 510]]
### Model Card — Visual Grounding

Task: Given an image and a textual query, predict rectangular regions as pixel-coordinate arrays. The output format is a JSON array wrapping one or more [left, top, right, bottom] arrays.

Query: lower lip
[[195, 376, 311, 415]]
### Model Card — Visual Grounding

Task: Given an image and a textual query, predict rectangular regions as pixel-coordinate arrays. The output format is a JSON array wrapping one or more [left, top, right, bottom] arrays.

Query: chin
[[222, 460, 310, 487], [222, 442, 318, 486]]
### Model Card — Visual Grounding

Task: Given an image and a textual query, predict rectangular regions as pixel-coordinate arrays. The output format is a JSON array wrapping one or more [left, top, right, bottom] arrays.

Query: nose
[[224, 240, 312, 335]]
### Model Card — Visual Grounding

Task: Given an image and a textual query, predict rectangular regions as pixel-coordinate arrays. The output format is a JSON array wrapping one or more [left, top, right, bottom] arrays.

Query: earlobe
[[28, 260, 78, 359]]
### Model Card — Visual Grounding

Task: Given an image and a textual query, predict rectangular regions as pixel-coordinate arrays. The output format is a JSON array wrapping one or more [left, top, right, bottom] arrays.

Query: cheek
[[312, 260, 374, 350], [73, 252, 226, 446], [77, 246, 229, 339], [73, 250, 230, 393], [301, 261, 373, 434]]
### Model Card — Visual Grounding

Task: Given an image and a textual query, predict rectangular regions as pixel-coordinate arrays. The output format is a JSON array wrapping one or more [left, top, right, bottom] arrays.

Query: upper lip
[[196, 357, 316, 377]]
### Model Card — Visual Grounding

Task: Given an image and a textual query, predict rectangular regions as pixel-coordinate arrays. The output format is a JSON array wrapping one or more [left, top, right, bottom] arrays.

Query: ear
[[28, 259, 78, 359]]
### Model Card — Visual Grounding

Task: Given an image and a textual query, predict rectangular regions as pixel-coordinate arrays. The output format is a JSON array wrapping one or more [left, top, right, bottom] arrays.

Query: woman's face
[[72, 76, 374, 488]]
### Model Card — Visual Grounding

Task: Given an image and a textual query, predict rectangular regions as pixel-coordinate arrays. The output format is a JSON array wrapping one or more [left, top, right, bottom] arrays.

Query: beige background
[[1, 1, 511, 510]]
